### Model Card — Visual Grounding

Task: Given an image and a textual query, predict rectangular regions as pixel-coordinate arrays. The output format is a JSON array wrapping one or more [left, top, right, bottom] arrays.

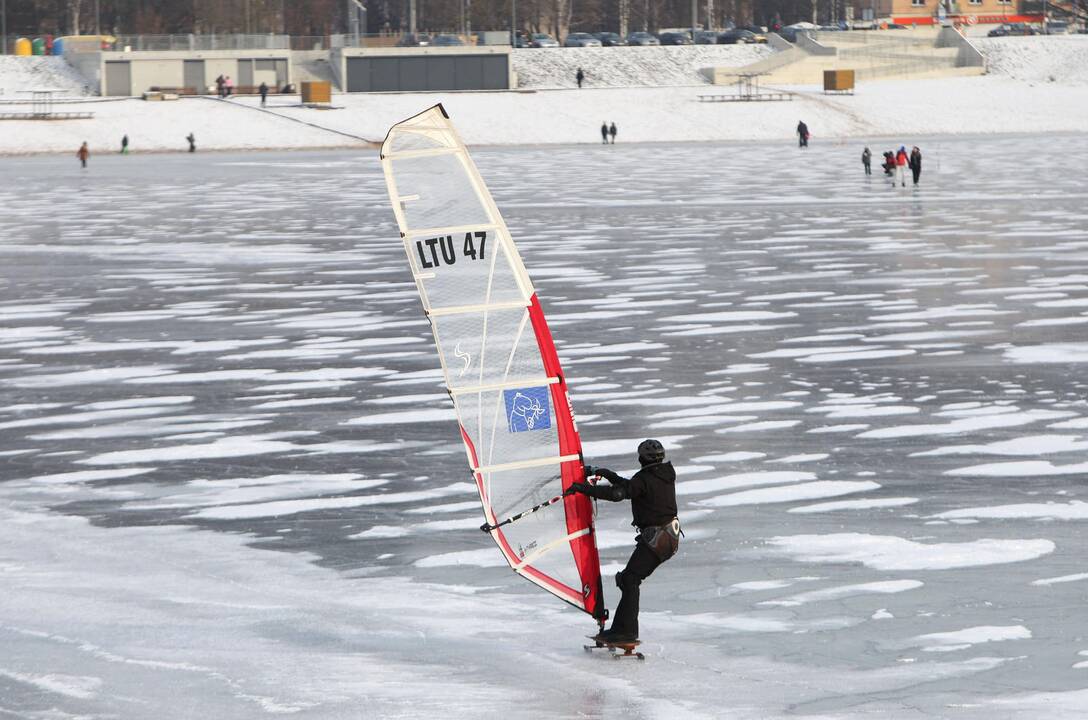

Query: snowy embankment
[[0, 96, 362, 154], [0, 55, 93, 96], [511, 44, 773, 88], [2, 36, 1088, 154], [975, 35, 1088, 85]]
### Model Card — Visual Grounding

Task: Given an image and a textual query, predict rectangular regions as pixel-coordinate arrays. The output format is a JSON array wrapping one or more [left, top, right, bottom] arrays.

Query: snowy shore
[[1, 36, 1086, 155]]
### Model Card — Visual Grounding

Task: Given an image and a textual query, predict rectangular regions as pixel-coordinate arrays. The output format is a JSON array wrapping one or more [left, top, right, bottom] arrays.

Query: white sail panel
[[380, 104, 605, 619]]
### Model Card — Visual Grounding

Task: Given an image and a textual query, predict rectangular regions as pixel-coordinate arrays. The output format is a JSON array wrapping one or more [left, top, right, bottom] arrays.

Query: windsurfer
[[572, 439, 679, 643]]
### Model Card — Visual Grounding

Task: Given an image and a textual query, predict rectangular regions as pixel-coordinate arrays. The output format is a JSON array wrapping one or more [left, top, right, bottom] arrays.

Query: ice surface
[[3, 139, 1088, 718]]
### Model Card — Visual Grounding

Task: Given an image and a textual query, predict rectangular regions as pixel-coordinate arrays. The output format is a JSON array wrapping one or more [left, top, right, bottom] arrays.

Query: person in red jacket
[[894, 146, 909, 187]]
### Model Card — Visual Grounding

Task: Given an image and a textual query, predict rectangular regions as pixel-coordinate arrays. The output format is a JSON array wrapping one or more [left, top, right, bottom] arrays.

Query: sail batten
[[380, 104, 605, 620]]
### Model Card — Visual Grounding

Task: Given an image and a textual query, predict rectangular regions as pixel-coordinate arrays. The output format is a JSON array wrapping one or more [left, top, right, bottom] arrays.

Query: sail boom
[[448, 376, 558, 396], [427, 300, 529, 317], [473, 454, 581, 475], [383, 146, 462, 160], [405, 223, 501, 238]]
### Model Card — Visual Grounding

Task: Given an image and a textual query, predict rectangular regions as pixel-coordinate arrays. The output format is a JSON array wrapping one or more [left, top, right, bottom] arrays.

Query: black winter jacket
[[586, 461, 678, 530]]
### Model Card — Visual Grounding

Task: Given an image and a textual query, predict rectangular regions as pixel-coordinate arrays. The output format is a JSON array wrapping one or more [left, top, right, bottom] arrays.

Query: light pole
[[2, 0, 7, 55], [94, 0, 100, 37], [511, 0, 517, 46]]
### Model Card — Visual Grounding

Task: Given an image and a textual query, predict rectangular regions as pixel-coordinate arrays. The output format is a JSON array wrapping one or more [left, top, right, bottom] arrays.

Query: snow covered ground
[[2, 74, 1088, 155], [0, 56, 94, 96], [1, 35, 1088, 154], [511, 44, 773, 88], [974, 35, 1088, 86], [2, 135, 1088, 718]]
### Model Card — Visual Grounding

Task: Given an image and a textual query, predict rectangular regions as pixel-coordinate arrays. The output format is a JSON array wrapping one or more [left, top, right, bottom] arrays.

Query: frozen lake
[[2, 135, 1088, 719]]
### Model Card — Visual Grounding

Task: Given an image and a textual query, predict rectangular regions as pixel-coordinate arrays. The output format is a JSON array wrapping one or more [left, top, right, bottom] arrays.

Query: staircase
[[709, 27, 986, 87]]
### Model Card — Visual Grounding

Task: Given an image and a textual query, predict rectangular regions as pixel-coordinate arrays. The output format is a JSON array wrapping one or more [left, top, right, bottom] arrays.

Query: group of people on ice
[[864, 145, 923, 186]]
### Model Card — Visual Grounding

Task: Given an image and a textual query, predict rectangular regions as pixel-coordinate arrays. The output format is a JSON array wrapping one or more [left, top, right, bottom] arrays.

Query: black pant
[[864, 162, 871, 175], [911, 167, 921, 184], [610, 540, 664, 638]]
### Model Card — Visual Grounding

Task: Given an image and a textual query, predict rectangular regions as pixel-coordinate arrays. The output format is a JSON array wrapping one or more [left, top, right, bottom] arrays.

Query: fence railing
[[101, 32, 513, 52]]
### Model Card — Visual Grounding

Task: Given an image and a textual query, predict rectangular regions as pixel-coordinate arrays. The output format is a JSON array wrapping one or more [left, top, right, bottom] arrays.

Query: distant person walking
[[862, 147, 872, 176], [76, 142, 89, 169], [215, 74, 225, 98], [797, 120, 809, 148], [609, 122, 617, 144], [894, 146, 909, 187], [601, 121, 609, 144], [186, 133, 196, 153], [259, 81, 269, 106], [576, 67, 585, 89], [120, 134, 129, 154], [225, 76, 234, 98], [909, 146, 922, 185]]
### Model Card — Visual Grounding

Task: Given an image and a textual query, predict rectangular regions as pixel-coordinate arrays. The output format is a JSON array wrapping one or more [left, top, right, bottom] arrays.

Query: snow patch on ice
[[766, 533, 1055, 570]]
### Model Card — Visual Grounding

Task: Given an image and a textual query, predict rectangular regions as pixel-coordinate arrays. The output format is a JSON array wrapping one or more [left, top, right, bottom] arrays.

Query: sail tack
[[380, 105, 604, 619]]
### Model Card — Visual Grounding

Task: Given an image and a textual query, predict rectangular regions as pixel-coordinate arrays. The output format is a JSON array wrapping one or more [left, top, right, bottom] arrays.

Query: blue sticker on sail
[[503, 387, 551, 433]]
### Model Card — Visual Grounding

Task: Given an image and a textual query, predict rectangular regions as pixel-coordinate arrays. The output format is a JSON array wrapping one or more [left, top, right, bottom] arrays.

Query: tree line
[[6, 0, 836, 39], [9, 0, 1088, 40]]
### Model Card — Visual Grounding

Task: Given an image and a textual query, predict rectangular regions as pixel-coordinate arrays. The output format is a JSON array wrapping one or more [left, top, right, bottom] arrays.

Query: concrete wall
[[708, 44, 804, 84], [797, 33, 838, 55], [936, 26, 987, 66], [66, 51, 102, 92]]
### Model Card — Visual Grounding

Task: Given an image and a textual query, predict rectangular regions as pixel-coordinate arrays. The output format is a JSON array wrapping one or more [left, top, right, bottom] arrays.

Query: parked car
[[718, 29, 765, 44], [987, 23, 1037, 37], [594, 32, 627, 46], [514, 31, 532, 48], [530, 33, 560, 47], [776, 26, 803, 42], [740, 24, 767, 34], [396, 33, 431, 46], [627, 31, 661, 46], [658, 31, 693, 45], [1045, 21, 1070, 34], [564, 32, 602, 47], [431, 34, 465, 46], [693, 30, 719, 44]]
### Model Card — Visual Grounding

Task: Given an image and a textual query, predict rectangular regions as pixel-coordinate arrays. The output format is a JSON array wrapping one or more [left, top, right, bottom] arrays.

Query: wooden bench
[[148, 86, 198, 96], [0, 111, 94, 120]]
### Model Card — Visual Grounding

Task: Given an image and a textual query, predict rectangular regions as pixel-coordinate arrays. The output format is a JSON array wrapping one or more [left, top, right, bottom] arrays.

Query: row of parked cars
[[517, 26, 771, 48], [986, 21, 1085, 36]]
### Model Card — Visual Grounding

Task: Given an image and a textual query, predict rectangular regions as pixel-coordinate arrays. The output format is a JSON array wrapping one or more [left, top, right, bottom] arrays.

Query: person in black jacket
[[797, 120, 809, 148], [572, 439, 679, 643], [909, 146, 922, 185]]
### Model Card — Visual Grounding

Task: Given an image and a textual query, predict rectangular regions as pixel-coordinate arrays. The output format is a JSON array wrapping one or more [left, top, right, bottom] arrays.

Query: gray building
[[101, 50, 291, 96], [332, 46, 512, 93]]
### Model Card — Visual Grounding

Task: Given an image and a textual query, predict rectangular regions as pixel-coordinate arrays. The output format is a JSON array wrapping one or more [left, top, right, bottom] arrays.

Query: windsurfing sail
[[380, 104, 605, 620]]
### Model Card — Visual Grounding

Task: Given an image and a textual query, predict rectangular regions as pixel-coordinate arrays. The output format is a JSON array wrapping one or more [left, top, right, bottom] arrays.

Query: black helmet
[[637, 439, 665, 464]]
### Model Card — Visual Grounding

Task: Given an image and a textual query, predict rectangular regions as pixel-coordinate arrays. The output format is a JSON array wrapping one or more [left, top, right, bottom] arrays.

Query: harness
[[639, 517, 683, 561]]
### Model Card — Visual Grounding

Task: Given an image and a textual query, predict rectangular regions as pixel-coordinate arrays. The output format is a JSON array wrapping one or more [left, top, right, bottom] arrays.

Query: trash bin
[[14, 38, 32, 56], [52, 38, 65, 55], [31, 37, 45, 55]]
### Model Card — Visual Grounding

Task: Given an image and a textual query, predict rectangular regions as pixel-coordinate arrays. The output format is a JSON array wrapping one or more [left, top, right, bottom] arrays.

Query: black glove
[[584, 465, 599, 478], [570, 482, 593, 495]]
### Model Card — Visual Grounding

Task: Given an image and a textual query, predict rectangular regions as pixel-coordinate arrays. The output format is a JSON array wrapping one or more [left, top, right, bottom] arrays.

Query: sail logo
[[453, 341, 471, 377], [503, 387, 551, 433]]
